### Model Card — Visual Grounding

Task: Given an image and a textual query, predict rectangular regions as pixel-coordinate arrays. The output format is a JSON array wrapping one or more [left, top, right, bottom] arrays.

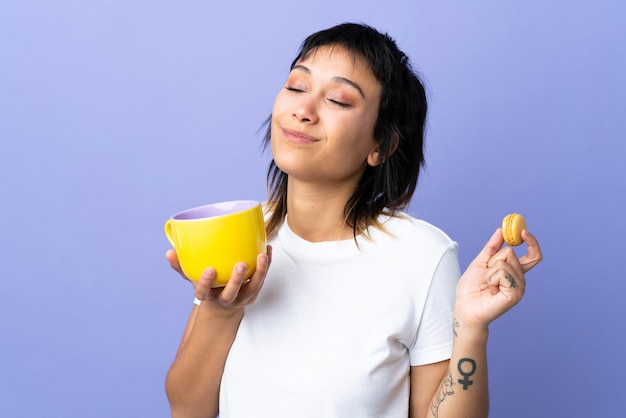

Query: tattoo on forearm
[[453, 317, 460, 338], [505, 273, 517, 288], [457, 358, 477, 390], [431, 369, 454, 418]]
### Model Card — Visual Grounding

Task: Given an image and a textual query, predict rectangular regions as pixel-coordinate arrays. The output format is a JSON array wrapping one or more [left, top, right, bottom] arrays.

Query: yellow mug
[[164, 200, 266, 287]]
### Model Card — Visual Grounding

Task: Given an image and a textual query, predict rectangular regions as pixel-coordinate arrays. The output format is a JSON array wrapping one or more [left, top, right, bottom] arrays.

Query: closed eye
[[285, 86, 304, 93], [327, 98, 351, 108]]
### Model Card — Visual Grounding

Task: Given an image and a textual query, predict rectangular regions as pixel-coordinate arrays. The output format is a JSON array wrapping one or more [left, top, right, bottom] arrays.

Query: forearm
[[173, 303, 200, 358], [165, 303, 244, 418], [429, 317, 489, 418]]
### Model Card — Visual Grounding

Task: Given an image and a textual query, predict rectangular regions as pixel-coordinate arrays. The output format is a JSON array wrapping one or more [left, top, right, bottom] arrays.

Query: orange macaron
[[502, 213, 526, 246]]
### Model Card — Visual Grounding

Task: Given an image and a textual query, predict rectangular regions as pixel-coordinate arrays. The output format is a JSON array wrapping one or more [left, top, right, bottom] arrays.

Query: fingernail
[[259, 254, 268, 266], [202, 269, 215, 279], [236, 264, 247, 274]]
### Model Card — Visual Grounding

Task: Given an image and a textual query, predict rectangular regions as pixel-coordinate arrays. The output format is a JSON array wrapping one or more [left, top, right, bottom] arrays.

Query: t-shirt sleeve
[[408, 242, 461, 366]]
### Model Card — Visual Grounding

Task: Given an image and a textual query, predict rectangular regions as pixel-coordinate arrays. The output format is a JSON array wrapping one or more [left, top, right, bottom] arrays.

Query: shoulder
[[374, 211, 456, 250], [358, 212, 458, 273]]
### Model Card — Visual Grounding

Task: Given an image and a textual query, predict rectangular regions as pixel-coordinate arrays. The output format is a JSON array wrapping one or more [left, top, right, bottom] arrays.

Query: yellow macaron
[[502, 213, 526, 246]]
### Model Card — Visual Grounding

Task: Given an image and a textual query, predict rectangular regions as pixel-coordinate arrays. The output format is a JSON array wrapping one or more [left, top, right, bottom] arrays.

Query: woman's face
[[270, 45, 382, 189]]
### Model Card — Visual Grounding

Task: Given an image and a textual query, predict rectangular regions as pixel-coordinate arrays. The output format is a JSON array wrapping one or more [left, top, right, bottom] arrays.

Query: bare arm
[[164, 247, 272, 418], [409, 360, 450, 417], [166, 304, 244, 418], [410, 329, 489, 418], [411, 229, 542, 418]]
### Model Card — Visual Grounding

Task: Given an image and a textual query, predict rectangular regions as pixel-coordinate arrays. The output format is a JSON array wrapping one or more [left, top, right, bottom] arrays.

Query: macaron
[[502, 213, 526, 246]]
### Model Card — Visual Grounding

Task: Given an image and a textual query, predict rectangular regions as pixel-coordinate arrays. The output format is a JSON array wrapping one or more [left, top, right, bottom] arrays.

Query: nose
[[293, 96, 318, 124]]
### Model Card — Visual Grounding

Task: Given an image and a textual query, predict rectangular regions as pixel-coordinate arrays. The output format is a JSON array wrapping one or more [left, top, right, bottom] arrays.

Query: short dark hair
[[263, 22, 428, 239]]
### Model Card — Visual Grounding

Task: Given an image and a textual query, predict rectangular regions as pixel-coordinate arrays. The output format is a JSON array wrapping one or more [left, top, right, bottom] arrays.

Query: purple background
[[1, 1, 624, 417]]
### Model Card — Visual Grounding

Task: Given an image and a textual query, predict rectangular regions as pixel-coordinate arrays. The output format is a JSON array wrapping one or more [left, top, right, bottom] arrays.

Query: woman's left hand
[[454, 228, 543, 330]]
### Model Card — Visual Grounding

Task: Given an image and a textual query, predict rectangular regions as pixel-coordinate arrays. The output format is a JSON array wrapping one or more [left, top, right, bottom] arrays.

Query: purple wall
[[1, 1, 624, 416]]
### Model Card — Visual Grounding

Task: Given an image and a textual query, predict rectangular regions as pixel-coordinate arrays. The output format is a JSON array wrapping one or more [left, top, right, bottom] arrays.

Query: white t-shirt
[[219, 213, 460, 417]]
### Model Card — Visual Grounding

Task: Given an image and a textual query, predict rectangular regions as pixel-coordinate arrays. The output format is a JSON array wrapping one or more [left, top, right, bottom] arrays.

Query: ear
[[367, 133, 399, 167], [367, 145, 381, 167]]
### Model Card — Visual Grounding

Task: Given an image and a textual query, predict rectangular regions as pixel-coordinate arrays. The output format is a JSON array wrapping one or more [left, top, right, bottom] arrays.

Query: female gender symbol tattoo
[[457, 358, 477, 390]]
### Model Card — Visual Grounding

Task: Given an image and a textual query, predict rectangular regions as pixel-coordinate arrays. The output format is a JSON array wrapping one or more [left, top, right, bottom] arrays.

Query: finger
[[485, 265, 525, 302], [487, 258, 526, 288], [166, 249, 194, 283], [487, 246, 524, 278], [165, 249, 182, 271], [519, 229, 543, 273], [471, 228, 505, 268], [218, 263, 248, 304], [242, 246, 272, 298], [266, 244, 273, 264], [195, 268, 216, 300]]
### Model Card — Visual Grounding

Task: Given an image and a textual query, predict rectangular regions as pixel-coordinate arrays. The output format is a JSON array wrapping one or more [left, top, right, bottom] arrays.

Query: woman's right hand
[[165, 245, 273, 313]]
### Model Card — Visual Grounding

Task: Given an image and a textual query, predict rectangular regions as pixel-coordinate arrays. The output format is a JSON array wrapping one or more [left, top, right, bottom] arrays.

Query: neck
[[285, 179, 355, 242]]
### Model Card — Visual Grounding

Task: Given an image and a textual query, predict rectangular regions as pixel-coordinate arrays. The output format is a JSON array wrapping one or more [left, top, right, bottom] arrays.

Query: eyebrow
[[292, 64, 366, 99]]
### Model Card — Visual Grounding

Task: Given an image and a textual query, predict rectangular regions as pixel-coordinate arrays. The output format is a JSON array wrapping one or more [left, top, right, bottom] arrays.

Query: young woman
[[165, 23, 542, 418]]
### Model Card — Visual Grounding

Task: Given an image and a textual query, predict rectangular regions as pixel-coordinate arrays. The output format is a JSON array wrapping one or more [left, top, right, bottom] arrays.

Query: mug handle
[[164, 220, 176, 248]]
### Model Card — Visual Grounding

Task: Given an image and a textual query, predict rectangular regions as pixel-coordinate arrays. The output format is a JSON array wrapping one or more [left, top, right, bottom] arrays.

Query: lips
[[281, 128, 319, 144]]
